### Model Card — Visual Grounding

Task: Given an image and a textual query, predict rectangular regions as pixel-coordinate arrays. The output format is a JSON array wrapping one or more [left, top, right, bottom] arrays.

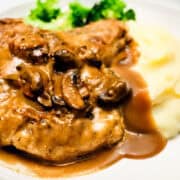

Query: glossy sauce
[[0, 48, 166, 178]]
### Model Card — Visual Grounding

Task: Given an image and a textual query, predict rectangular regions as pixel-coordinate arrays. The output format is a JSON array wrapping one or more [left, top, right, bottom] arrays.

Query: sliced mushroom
[[86, 59, 102, 69], [97, 69, 130, 105], [62, 70, 85, 110], [52, 73, 65, 106], [98, 81, 129, 104], [37, 92, 52, 108], [80, 65, 103, 89], [52, 96, 65, 106], [54, 49, 78, 72], [80, 65, 130, 106], [30, 71, 43, 92], [16, 64, 51, 103], [79, 86, 89, 99], [3, 73, 21, 87]]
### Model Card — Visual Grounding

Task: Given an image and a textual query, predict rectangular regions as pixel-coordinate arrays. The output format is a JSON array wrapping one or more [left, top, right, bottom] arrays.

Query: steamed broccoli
[[87, 0, 135, 22], [25, 0, 136, 31], [69, 2, 90, 27], [29, 0, 61, 22]]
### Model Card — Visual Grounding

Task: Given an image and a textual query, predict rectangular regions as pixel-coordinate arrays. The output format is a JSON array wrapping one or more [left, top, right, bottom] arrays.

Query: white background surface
[[0, 0, 180, 12], [0, 0, 180, 180]]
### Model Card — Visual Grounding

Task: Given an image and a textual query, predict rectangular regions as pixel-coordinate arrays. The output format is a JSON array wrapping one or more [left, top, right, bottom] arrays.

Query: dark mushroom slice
[[53, 49, 78, 73], [3, 73, 21, 88], [16, 64, 52, 106], [80, 65, 130, 106], [86, 59, 102, 69], [62, 69, 86, 110], [97, 68, 130, 105], [97, 80, 129, 105], [52, 73, 65, 106]]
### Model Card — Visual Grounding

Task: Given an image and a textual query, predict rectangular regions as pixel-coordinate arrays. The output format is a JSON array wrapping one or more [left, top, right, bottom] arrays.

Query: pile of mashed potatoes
[[128, 22, 180, 139]]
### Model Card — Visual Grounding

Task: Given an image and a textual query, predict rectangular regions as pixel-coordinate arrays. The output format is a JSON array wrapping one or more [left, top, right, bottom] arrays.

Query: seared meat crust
[[0, 18, 137, 66]]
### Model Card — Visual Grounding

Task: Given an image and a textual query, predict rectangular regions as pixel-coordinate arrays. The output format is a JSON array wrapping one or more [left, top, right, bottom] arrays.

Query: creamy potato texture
[[129, 22, 180, 138]]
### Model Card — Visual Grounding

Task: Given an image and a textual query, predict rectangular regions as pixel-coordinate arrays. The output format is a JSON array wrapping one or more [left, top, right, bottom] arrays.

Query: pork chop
[[0, 19, 135, 163]]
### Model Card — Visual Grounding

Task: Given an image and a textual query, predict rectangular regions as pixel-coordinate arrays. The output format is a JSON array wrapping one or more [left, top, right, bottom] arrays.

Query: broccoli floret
[[87, 0, 135, 22], [29, 0, 61, 22], [69, 2, 90, 27], [25, 0, 136, 31], [123, 9, 136, 21], [26, 0, 90, 30]]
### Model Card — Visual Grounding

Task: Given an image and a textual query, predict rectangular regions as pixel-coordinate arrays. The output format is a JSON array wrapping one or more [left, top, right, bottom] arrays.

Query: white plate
[[0, 0, 180, 180]]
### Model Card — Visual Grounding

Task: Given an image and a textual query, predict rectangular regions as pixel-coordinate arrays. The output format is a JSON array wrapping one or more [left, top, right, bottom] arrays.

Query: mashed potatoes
[[128, 22, 180, 138]]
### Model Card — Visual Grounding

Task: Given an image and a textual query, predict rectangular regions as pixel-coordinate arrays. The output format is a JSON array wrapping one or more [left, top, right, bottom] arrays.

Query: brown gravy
[[0, 50, 166, 178]]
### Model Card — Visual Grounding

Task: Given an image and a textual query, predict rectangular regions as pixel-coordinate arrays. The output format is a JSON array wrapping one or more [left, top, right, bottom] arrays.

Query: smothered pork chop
[[0, 19, 137, 163]]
